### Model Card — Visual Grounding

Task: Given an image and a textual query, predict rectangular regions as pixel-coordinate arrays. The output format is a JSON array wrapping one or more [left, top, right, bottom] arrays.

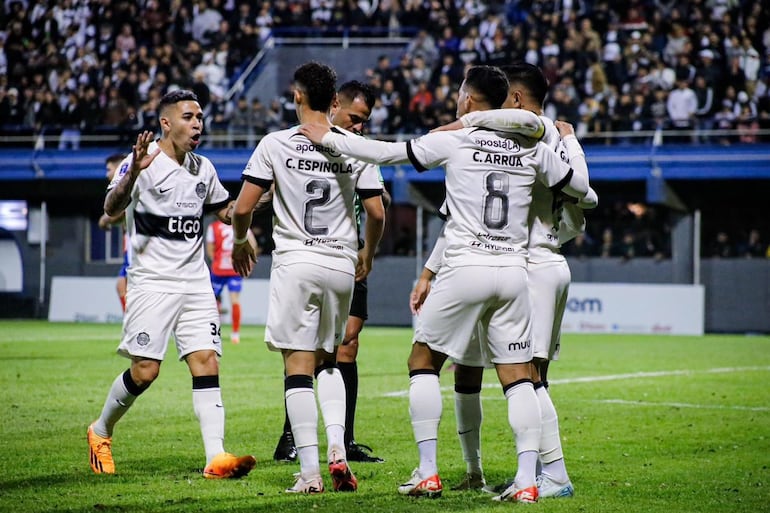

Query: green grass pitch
[[1, 321, 768, 512]]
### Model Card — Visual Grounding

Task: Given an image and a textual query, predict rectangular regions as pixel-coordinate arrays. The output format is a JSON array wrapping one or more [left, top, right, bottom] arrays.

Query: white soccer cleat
[[397, 468, 443, 498], [285, 472, 324, 494], [537, 474, 574, 498], [492, 482, 538, 503]]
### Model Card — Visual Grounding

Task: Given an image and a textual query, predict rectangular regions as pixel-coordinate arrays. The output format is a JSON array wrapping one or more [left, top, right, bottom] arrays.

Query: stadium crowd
[[1, 0, 768, 258]]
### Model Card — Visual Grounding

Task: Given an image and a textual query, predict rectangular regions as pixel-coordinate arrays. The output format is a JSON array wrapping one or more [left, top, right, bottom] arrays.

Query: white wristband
[[233, 235, 249, 244]]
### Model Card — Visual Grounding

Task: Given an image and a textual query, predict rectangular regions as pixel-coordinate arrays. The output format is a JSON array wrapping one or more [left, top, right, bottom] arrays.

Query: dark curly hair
[[294, 62, 337, 112]]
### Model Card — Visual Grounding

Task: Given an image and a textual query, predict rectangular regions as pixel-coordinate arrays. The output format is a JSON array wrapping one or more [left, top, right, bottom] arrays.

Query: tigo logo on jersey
[[135, 211, 204, 241], [168, 216, 202, 240]]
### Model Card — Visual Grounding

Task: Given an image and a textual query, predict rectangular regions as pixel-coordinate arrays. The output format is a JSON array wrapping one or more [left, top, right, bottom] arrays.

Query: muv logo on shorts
[[508, 340, 531, 352], [135, 211, 203, 241]]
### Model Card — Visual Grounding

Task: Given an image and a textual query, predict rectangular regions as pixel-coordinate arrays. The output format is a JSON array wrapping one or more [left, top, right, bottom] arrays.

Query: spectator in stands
[[35, 89, 62, 142], [736, 104, 760, 143], [227, 96, 254, 148], [0, 87, 26, 132], [736, 229, 766, 258], [708, 231, 734, 258], [58, 89, 83, 150], [693, 75, 714, 142], [667, 76, 698, 140], [598, 227, 616, 258], [191, 0, 223, 47], [367, 96, 389, 135], [562, 233, 596, 259], [713, 99, 736, 145], [406, 29, 439, 67]]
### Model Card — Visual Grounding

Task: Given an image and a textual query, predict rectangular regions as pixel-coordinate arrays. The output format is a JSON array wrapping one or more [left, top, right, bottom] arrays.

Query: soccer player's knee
[[131, 361, 160, 387], [338, 337, 359, 361], [407, 343, 438, 372]]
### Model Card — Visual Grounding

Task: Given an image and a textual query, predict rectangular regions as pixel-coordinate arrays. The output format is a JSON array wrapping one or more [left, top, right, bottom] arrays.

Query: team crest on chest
[[195, 182, 206, 199]]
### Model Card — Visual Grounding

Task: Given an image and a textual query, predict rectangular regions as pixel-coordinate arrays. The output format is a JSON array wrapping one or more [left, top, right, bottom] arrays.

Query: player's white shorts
[[265, 262, 354, 354], [413, 264, 532, 365], [528, 259, 570, 361], [118, 288, 222, 361]]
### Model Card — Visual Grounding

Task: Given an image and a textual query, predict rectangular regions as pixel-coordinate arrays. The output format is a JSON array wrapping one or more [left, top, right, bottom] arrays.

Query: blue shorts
[[118, 252, 129, 278], [211, 273, 243, 298]]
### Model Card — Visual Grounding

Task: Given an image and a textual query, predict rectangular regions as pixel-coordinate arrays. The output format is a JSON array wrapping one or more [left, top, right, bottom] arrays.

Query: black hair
[[463, 66, 509, 109], [105, 153, 126, 165], [294, 62, 337, 112], [499, 63, 549, 107], [157, 89, 199, 119], [338, 80, 376, 110]]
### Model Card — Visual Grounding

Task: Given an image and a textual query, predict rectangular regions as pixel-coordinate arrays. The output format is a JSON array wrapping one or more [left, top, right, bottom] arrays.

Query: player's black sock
[[338, 361, 358, 446]]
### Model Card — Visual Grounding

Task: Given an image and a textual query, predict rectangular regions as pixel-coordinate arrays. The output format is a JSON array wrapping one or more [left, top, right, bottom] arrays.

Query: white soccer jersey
[[321, 126, 574, 268], [460, 110, 595, 262], [527, 116, 571, 263], [108, 142, 230, 294], [241, 126, 383, 274]]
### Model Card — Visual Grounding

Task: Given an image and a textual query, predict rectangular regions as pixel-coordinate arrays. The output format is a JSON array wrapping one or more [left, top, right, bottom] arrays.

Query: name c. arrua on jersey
[[472, 152, 524, 167]]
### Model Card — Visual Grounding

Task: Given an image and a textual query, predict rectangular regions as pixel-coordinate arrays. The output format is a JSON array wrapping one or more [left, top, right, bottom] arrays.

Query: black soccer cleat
[[273, 431, 297, 462], [346, 441, 384, 463]]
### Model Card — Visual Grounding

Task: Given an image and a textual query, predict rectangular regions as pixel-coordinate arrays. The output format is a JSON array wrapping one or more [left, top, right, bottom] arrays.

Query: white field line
[[380, 366, 770, 398], [592, 399, 770, 412]]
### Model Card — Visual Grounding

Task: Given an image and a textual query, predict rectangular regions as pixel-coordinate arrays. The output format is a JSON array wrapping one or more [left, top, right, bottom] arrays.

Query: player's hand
[[355, 249, 374, 282], [554, 120, 575, 138], [430, 119, 464, 133], [231, 239, 257, 277], [130, 130, 161, 175], [98, 214, 112, 230], [410, 278, 432, 315], [298, 122, 331, 144]]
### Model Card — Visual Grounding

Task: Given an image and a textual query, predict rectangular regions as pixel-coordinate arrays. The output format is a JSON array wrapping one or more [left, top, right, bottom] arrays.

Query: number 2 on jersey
[[304, 179, 331, 235], [483, 172, 509, 229]]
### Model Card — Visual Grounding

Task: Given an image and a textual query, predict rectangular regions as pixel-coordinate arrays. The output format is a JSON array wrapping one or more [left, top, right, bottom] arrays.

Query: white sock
[[409, 373, 442, 477], [94, 372, 138, 437], [286, 385, 320, 477], [192, 387, 225, 463], [537, 386, 569, 483], [454, 391, 483, 474], [316, 366, 346, 461], [504, 381, 541, 489]]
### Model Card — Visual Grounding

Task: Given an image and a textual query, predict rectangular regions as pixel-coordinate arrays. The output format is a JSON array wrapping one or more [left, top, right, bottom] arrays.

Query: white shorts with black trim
[[118, 289, 222, 361]]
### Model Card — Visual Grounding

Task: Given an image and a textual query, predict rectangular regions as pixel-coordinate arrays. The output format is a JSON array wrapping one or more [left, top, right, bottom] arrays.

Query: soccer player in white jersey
[[299, 65, 592, 503], [87, 90, 256, 480], [230, 62, 386, 494], [272, 80, 391, 464], [424, 62, 598, 498]]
